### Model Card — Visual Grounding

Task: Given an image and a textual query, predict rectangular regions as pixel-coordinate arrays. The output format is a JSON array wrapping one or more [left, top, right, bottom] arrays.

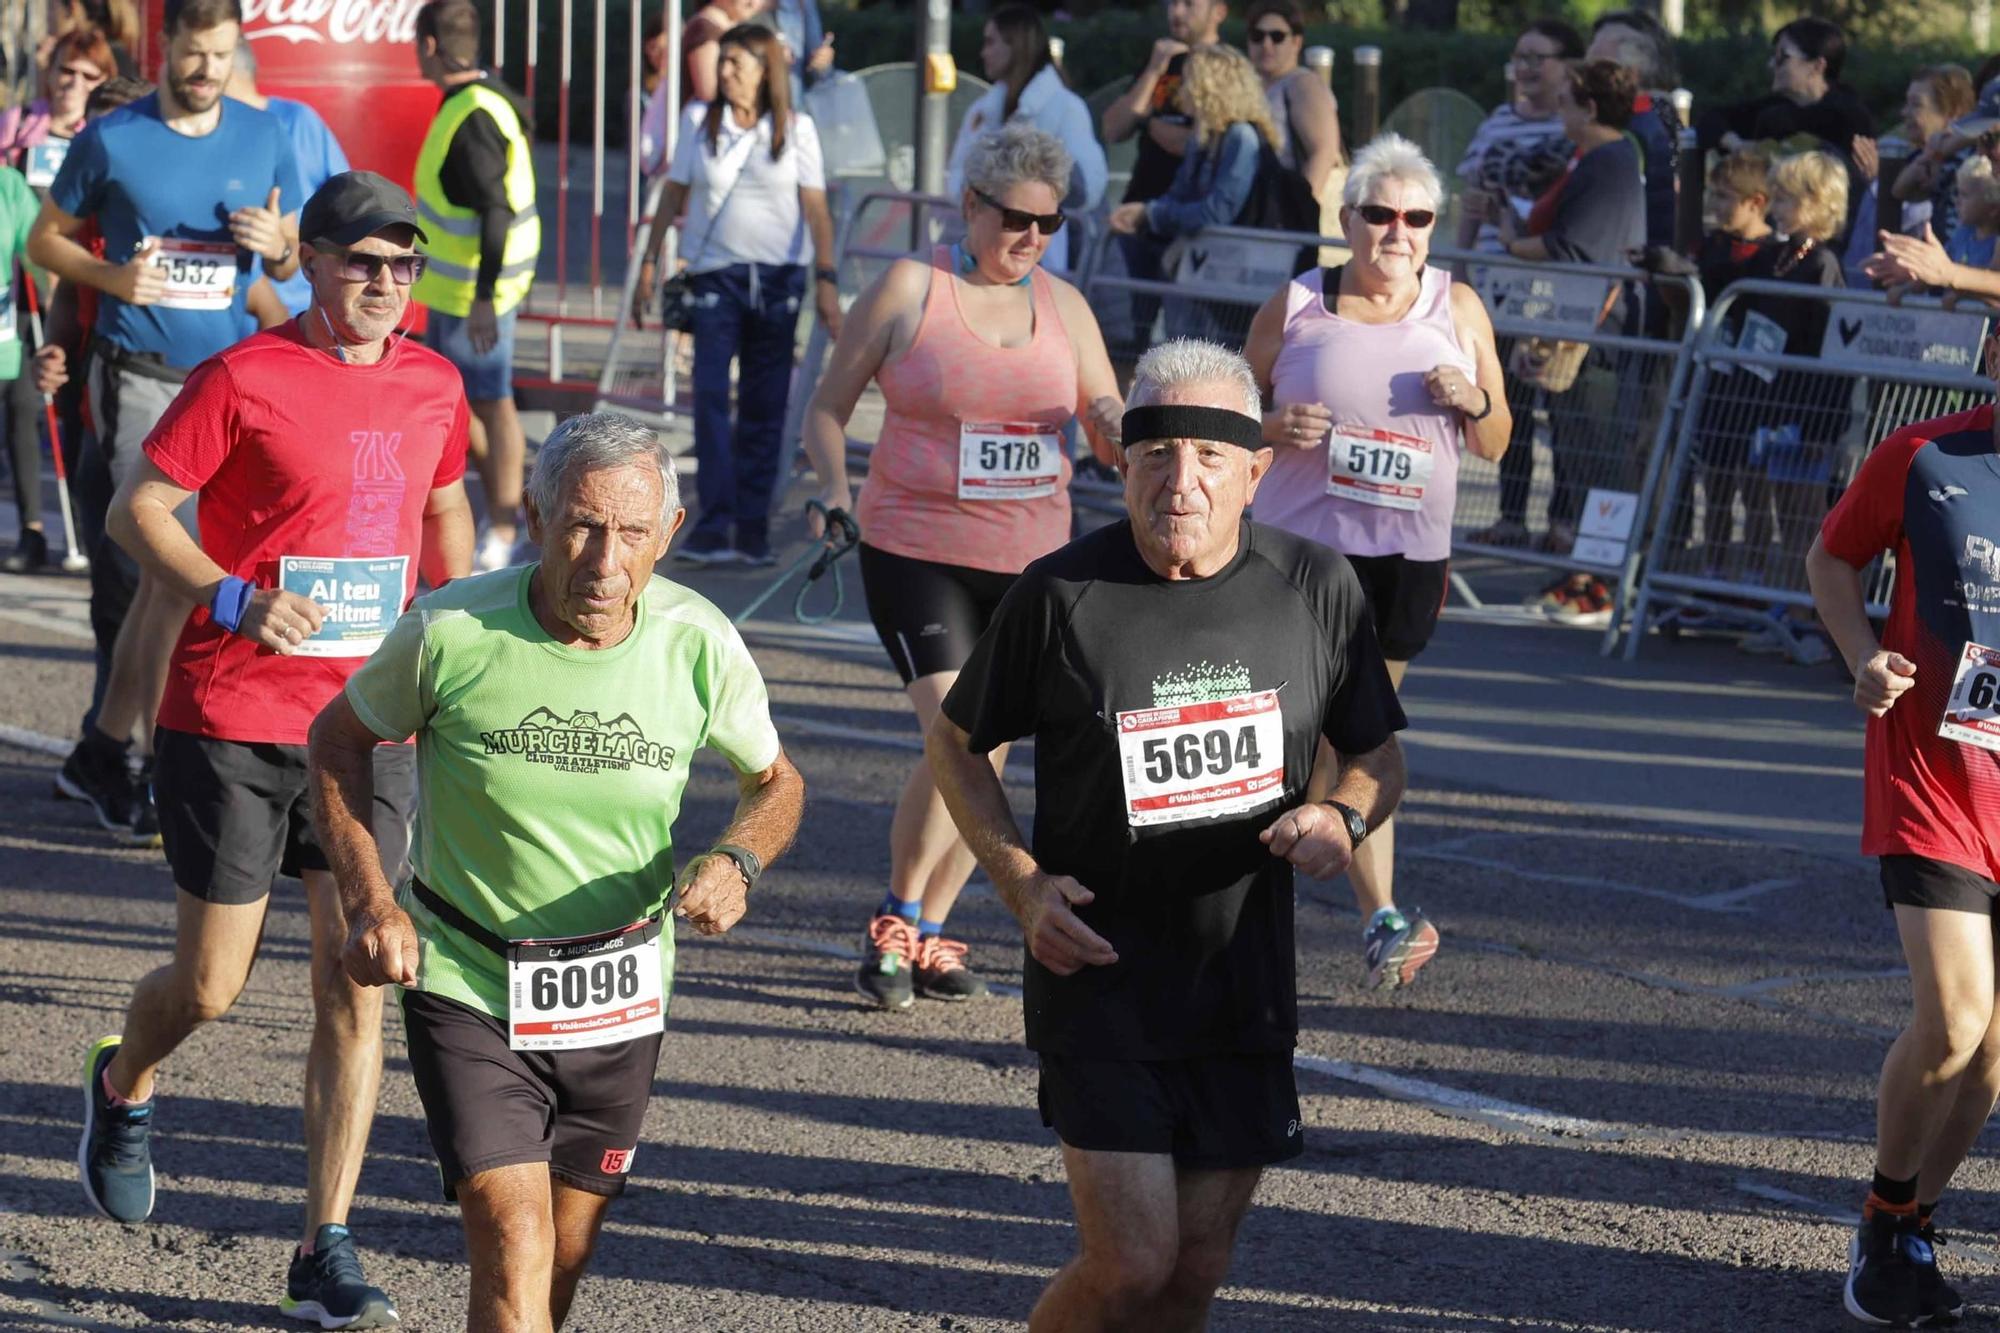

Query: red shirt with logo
[[147, 322, 469, 745], [1820, 406, 2000, 881]]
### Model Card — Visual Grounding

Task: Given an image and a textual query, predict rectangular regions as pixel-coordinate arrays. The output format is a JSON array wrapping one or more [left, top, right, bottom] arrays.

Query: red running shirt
[[146, 322, 470, 745], [1820, 406, 2000, 881]]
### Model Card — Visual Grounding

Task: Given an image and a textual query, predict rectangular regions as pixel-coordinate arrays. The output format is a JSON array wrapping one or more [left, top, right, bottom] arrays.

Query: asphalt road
[[0, 491, 1992, 1331]]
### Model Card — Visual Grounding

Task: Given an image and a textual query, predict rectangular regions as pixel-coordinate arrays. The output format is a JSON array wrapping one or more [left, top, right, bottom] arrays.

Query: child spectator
[[1944, 154, 2000, 271]]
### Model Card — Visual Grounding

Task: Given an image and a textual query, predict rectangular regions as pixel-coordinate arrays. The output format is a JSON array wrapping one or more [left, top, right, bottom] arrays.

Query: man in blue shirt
[[27, 10, 300, 839], [226, 36, 351, 318]]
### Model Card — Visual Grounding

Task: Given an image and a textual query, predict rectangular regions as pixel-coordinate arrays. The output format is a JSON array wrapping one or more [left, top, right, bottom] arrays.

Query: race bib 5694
[[1115, 689, 1286, 828]]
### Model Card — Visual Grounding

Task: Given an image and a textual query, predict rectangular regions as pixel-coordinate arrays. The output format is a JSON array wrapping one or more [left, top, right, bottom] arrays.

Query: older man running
[[309, 411, 804, 1330], [930, 338, 1408, 1328]]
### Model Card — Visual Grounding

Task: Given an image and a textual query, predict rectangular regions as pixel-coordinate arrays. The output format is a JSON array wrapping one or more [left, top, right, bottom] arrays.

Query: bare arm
[[686, 37, 722, 105], [1866, 224, 2000, 301], [1450, 283, 1512, 461], [673, 749, 806, 935], [801, 185, 842, 338], [631, 178, 693, 324], [1247, 285, 1335, 447], [799, 257, 923, 516], [1102, 40, 1185, 145], [1890, 153, 1940, 204], [27, 196, 163, 303], [420, 479, 475, 588], [1259, 735, 1406, 880], [108, 457, 220, 604], [927, 713, 1118, 976], [1289, 76, 1345, 198], [309, 692, 417, 987], [1146, 119, 1193, 158], [1806, 535, 1916, 717], [1052, 279, 1123, 464]]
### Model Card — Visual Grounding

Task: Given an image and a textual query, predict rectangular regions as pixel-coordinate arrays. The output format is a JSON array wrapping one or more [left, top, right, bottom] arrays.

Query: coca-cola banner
[[143, 0, 441, 194]]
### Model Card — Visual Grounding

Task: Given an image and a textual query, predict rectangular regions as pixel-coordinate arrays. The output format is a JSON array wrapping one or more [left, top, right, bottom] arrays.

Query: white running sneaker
[[474, 529, 515, 573]]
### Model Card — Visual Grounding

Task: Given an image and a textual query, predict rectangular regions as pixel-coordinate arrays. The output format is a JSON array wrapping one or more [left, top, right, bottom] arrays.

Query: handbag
[[1506, 278, 1621, 394], [657, 125, 763, 333]]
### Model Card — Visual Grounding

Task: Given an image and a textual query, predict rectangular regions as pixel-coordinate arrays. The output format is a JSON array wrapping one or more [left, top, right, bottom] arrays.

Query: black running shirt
[[943, 519, 1406, 1059]]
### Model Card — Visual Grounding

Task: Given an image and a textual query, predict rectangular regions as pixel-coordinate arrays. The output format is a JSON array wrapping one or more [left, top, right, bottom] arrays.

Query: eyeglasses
[[1511, 50, 1560, 66], [317, 245, 427, 285], [54, 64, 105, 83], [1354, 203, 1437, 229], [973, 187, 1065, 236], [1248, 27, 1295, 44]]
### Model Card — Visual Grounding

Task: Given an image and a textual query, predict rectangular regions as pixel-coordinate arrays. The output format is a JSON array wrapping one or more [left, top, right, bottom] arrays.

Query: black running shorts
[[1881, 854, 2000, 914], [154, 728, 413, 906], [1037, 1051, 1304, 1169], [400, 987, 663, 1199], [1344, 552, 1450, 662], [858, 543, 1018, 685]]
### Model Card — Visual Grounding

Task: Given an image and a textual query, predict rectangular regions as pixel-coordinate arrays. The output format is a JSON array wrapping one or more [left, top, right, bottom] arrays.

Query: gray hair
[[1342, 131, 1443, 212], [962, 122, 1072, 203], [1127, 338, 1261, 419], [527, 412, 681, 528]]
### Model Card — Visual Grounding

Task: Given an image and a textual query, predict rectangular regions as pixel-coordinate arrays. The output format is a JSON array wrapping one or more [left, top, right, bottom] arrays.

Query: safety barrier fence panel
[[1625, 282, 1996, 662]]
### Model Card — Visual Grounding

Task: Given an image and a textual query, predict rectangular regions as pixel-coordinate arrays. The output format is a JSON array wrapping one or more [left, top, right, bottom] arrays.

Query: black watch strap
[[1466, 386, 1494, 422], [710, 842, 763, 887], [814, 265, 838, 283], [1324, 800, 1368, 849]]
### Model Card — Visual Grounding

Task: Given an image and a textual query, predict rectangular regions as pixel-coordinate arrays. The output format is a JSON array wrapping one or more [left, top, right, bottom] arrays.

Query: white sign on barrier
[[1572, 488, 1638, 568], [1817, 306, 1990, 373], [1468, 264, 1615, 333]]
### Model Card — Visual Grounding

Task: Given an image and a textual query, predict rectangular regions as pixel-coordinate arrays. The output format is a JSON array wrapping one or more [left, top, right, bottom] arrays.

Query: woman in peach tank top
[[802, 124, 1122, 1008]]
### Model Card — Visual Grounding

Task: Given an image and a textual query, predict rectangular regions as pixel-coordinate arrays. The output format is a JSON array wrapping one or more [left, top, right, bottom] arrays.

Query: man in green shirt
[[307, 411, 803, 1330]]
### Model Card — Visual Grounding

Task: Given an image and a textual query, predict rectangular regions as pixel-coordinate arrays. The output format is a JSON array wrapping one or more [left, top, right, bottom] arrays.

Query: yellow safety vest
[[412, 81, 539, 318]]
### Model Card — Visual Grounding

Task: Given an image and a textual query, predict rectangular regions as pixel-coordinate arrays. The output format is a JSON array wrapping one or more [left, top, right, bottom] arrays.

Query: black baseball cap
[[300, 171, 429, 248]]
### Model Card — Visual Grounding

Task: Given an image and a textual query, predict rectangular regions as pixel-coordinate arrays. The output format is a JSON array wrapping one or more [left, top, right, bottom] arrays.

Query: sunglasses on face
[[974, 187, 1065, 236], [318, 245, 427, 285], [1355, 203, 1436, 229], [1248, 26, 1295, 44]]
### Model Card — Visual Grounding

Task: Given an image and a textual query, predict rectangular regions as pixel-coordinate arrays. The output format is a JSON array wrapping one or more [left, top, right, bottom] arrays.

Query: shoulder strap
[[683, 121, 765, 268]]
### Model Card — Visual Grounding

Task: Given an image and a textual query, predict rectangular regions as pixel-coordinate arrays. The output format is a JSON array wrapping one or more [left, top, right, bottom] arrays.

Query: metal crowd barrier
[[1624, 282, 1996, 661]]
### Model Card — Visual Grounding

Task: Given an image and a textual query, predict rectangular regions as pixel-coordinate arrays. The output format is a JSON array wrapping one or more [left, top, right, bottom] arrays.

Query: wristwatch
[[814, 265, 838, 285], [1466, 386, 1494, 422], [1323, 800, 1368, 849], [710, 842, 763, 888]]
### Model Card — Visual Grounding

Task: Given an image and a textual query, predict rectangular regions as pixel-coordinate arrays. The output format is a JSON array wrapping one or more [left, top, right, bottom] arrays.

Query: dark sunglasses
[[1248, 26, 1296, 44], [1355, 203, 1437, 229], [317, 245, 427, 285], [973, 187, 1065, 236]]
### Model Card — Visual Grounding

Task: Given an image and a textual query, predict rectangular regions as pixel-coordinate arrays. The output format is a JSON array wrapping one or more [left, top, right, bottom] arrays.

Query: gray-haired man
[[308, 411, 805, 1328], [930, 339, 1408, 1327]]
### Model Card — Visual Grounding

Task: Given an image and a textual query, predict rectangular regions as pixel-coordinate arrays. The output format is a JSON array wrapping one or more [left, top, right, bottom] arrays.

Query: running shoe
[[78, 1035, 154, 1224], [281, 1224, 399, 1329], [1547, 577, 1613, 628], [472, 528, 515, 574], [855, 913, 917, 1010], [914, 934, 988, 1001], [1362, 908, 1440, 991], [1917, 1223, 1964, 1325], [1844, 1212, 1930, 1327], [129, 756, 161, 850], [2, 527, 48, 573], [675, 530, 740, 566], [56, 735, 139, 839]]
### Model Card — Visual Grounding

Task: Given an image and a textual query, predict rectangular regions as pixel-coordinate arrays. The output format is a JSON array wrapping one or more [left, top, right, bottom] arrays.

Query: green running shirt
[[343, 564, 782, 1019]]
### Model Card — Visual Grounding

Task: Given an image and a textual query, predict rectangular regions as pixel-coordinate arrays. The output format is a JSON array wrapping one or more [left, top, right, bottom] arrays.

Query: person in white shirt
[[945, 4, 1106, 273], [633, 23, 840, 566]]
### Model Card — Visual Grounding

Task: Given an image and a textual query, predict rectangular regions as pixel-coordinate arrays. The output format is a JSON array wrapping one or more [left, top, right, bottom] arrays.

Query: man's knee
[[172, 963, 247, 1026], [1913, 1002, 1997, 1073], [312, 964, 385, 1035], [1166, 1232, 1238, 1304], [1075, 1236, 1178, 1316]]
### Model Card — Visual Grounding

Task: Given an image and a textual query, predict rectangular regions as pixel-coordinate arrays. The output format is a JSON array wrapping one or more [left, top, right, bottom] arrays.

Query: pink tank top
[[857, 247, 1078, 574], [1259, 265, 1473, 562]]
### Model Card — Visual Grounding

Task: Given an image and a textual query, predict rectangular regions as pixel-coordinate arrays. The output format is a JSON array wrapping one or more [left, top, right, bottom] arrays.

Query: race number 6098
[[529, 954, 642, 1011]]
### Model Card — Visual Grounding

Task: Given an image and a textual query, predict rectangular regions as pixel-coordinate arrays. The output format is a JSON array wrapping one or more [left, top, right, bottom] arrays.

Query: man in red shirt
[[1808, 358, 2000, 1328], [78, 171, 472, 1330]]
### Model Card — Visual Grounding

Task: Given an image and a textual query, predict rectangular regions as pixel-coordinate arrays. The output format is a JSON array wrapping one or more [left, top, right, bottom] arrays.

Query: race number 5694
[[1116, 690, 1286, 828]]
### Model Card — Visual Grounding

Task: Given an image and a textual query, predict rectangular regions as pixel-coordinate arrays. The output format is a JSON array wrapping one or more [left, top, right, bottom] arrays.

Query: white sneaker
[[475, 530, 514, 573]]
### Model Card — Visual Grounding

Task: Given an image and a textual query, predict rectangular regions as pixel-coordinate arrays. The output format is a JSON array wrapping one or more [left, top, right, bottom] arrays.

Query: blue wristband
[[210, 576, 254, 634]]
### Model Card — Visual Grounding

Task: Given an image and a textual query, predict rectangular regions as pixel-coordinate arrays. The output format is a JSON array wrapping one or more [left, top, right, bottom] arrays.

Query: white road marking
[[0, 723, 68, 758], [0, 605, 92, 643], [1684, 878, 1800, 910], [1402, 848, 1759, 913], [1293, 1052, 1626, 1142]]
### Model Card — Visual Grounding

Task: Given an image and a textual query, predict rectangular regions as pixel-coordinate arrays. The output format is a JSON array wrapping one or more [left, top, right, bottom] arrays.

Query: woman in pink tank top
[[801, 124, 1122, 1008], [1244, 132, 1511, 993]]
